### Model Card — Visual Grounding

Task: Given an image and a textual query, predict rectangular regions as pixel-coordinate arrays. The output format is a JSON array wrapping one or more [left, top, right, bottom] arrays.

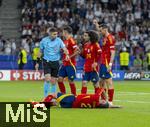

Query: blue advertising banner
[[75, 70, 125, 81], [112, 71, 125, 81], [76, 70, 83, 81]]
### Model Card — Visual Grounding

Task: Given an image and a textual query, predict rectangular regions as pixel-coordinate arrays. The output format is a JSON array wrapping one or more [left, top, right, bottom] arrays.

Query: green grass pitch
[[0, 80, 150, 127]]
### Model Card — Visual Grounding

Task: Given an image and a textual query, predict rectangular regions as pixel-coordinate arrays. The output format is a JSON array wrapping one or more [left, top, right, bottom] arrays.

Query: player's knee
[[99, 80, 105, 87], [93, 82, 99, 87], [58, 77, 63, 82], [106, 79, 113, 88], [50, 78, 57, 84], [45, 78, 50, 82], [45, 75, 51, 82]]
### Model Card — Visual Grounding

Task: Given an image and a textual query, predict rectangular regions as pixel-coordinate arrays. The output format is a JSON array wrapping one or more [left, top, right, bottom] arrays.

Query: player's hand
[[65, 55, 70, 61], [35, 63, 39, 71], [107, 63, 112, 72], [92, 62, 98, 70]]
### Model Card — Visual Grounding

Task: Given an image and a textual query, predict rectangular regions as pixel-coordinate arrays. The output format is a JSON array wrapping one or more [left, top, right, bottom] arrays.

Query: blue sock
[[50, 84, 57, 94], [44, 81, 50, 97]]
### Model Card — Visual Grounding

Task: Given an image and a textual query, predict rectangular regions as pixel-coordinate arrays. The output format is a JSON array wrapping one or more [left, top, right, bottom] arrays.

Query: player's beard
[[51, 37, 56, 41]]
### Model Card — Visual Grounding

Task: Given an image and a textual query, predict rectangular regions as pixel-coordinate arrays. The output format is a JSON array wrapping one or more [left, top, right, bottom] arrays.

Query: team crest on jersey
[[54, 47, 58, 52]]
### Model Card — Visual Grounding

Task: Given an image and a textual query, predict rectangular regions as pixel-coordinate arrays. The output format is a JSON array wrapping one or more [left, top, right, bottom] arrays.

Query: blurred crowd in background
[[0, 0, 150, 70]]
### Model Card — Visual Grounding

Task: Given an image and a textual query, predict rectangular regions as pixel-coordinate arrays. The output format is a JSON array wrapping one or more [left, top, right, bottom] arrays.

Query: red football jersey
[[101, 34, 115, 65], [72, 94, 100, 108], [63, 37, 78, 66], [82, 42, 101, 72]]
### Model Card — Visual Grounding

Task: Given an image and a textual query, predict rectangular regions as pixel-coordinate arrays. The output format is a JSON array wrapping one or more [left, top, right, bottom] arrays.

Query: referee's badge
[[54, 47, 58, 52]]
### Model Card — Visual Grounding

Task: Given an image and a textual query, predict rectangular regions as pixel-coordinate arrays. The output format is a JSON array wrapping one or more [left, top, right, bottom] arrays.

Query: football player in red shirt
[[31, 88, 121, 108], [58, 26, 79, 95], [99, 24, 116, 105], [81, 31, 101, 94]]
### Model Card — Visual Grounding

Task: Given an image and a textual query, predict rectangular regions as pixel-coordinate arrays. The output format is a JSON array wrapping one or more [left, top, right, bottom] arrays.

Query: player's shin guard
[[108, 89, 114, 102], [58, 82, 66, 94], [81, 86, 87, 94], [69, 82, 76, 95], [44, 81, 50, 97]]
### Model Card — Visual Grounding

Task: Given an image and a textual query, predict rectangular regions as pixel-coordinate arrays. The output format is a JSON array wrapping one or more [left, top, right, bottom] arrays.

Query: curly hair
[[88, 30, 99, 43]]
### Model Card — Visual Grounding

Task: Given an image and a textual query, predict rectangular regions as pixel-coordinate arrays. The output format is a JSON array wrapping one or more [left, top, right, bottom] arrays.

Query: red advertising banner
[[1, 70, 150, 81], [0, 70, 10, 81], [10, 70, 44, 81]]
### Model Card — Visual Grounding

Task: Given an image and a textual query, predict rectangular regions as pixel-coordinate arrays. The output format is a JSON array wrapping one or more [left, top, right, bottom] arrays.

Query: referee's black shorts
[[43, 59, 60, 77]]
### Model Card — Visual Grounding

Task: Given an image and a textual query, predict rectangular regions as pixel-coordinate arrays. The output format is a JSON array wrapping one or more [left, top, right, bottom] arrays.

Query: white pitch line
[[40, 87, 150, 95], [116, 93, 150, 96], [76, 89, 150, 95], [117, 91, 150, 95], [114, 100, 150, 104]]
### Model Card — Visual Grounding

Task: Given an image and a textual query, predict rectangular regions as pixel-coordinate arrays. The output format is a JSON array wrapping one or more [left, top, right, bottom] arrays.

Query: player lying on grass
[[31, 88, 121, 108]]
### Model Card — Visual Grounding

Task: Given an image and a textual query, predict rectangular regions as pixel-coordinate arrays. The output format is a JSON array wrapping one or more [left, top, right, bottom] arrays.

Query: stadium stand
[[0, 0, 2, 6]]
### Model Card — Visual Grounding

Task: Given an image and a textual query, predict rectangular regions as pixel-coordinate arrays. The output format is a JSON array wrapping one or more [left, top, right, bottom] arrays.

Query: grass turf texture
[[0, 81, 150, 127]]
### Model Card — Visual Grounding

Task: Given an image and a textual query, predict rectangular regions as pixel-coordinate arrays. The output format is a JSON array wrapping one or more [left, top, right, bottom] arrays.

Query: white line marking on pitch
[[114, 100, 150, 104], [76, 89, 150, 95], [117, 91, 150, 95]]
